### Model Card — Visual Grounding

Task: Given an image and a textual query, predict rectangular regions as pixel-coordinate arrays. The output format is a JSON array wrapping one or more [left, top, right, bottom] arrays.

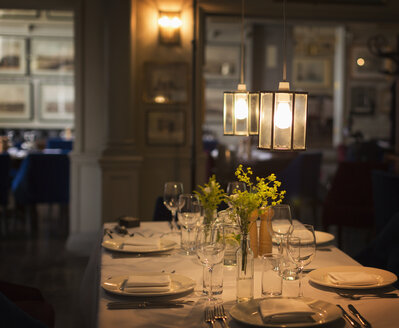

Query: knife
[[107, 302, 184, 309], [337, 305, 361, 328], [348, 304, 372, 328]]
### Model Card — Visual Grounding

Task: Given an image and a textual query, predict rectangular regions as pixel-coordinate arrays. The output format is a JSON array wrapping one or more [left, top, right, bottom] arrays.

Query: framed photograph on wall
[[146, 110, 185, 146], [39, 83, 74, 121], [0, 36, 26, 75], [204, 43, 241, 80], [0, 82, 31, 120], [350, 84, 377, 115], [351, 46, 385, 79], [31, 38, 74, 76], [143, 62, 188, 104], [292, 57, 332, 92]]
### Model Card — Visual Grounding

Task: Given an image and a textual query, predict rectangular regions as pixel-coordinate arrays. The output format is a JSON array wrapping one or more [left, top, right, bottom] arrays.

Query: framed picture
[[39, 84, 74, 121], [0, 36, 26, 75], [351, 46, 384, 79], [146, 110, 185, 146], [46, 10, 74, 21], [31, 38, 74, 76], [0, 82, 31, 120], [143, 62, 188, 104], [0, 9, 39, 19], [292, 57, 332, 92], [350, 85, 377, 115], [204, 44, 241, 80]]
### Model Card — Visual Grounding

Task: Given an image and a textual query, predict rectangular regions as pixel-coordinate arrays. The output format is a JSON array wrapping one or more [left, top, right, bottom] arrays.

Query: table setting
[[82, 165, 399, 328]]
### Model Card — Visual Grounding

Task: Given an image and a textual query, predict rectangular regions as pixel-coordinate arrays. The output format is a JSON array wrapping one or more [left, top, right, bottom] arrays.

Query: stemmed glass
[[178, 194, 201, 254], [226, 181, 246, 195], [163, 182, 183, 231], [196, 225, 225, 303], [270, 204, 293, 253], [287, 224, 316, 297]]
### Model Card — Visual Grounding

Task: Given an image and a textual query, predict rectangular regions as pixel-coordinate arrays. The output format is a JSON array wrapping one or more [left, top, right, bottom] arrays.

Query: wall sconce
[[258, 82, 307, 150], [158, 11, 182, 45]]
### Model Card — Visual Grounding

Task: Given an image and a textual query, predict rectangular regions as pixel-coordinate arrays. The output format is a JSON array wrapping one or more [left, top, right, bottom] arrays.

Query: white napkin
[[328, 271, 380, 286], [259, 299, 315, 323], [121, 236, 161, 251], [124, 274, 171, 293]]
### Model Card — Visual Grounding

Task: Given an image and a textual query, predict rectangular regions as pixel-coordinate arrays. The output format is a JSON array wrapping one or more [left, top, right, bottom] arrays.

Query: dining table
[[80, 221, 399, 328]]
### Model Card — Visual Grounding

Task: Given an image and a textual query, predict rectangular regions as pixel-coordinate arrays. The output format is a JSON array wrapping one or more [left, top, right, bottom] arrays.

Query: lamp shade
[[258, 89, 307, 150], [223, 85, 259, 136]]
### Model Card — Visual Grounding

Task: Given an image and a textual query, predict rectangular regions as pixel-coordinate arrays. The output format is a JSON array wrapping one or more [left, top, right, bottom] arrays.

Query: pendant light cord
[[283, 0, 287, 82], [240, 0, 245, 85]]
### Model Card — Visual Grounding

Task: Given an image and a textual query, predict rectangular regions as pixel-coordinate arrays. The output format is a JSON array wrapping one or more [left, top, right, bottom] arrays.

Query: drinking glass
[[226, 181, 246, 195], [270, 204, 293, 253], [178, 194, 201, 254], [196, 225, 225, 302], [163, 182, 183, 231], [287, 224, 316, 297]]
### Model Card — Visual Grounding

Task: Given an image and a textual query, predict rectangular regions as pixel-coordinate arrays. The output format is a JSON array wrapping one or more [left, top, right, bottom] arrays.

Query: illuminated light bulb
[[357, 57, 365, 66], [154, 95, 167, 103], [235, 98, 248, 120], [274, 101, 292, 129], [158, 15, 181, 28]]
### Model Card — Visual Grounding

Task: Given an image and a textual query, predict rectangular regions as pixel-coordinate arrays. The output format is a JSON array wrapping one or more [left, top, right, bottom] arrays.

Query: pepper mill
[[249, 210, 259, 258], [259, 207, 273, 256]]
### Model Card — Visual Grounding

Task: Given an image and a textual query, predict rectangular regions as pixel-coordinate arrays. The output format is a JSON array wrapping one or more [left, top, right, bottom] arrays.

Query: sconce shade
[[158, 11, 181, 44], [223, 86, 259, 136], [258, 90, 307, 150]]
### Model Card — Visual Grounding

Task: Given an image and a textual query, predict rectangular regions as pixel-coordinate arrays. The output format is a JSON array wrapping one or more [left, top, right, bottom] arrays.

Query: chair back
[[0, 153, 11, 206], [372, 170, 399, 233], [12, 153, 70, 204], [153, 196, 172, 221], [46, 138, 73, 153]]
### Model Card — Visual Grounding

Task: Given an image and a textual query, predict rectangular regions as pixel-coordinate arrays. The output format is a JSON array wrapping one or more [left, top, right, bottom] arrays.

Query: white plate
[[102, 238, 177, 253], [102, 273, 196, 297], [229, 297, 342, 327], [315, 231, 335, 245], [308, 265, 398, 289]]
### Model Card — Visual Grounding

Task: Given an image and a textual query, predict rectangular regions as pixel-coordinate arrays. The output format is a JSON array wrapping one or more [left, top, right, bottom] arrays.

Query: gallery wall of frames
[[0, 9, 74, 129]]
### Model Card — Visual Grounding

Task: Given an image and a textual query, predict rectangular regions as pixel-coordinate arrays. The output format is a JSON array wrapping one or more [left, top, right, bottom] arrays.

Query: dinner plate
[[102, 273, 196, 297], [102, 238, 177, 253], [314, 231, 335, 245], [229, 297, 342, 327], [308, 265, 398, 289]]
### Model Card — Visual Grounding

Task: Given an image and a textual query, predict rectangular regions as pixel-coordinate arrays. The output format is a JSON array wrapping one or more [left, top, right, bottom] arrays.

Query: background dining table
[[80, 221, 399, 328]]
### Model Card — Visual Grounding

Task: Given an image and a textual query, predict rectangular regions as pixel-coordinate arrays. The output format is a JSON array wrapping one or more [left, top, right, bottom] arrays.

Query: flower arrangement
[[226, 164, 286, 235], [194, 175, 226, 225]]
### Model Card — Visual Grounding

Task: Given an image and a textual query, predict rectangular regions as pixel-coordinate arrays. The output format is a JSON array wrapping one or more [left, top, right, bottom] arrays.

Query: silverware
[[348, 304, 372, 328], [337, 291, 399, 300], [205, 307, 215, 328], [214, 304, 228, 328], [119, 279, 127, 291], [108, 302, 183, 309], [337, 304, 361, 328]]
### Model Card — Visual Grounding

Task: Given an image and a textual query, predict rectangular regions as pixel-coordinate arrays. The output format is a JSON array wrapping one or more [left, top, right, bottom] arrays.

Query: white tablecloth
[[80, 222, 399, 328]]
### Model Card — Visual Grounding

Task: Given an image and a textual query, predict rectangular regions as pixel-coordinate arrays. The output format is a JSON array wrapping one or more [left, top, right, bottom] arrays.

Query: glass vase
[[203, 208, 217, 226], [236, 233, 254, 302]]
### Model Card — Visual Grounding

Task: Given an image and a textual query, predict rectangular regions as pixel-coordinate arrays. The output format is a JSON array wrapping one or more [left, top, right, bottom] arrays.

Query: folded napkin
[[259, 299, 315, 323], [124, 274, 171, 293], [328, 271, 380, 286], [121, 236, 161, 251]]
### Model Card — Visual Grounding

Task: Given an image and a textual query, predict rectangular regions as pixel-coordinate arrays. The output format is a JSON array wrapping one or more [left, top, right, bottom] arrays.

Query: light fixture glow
[[158, 15, 182, 28], [356, 57, 365, 66], [235, 98, 249, 120], [158, 11, 181, 44], [274, 101, 292, 129]]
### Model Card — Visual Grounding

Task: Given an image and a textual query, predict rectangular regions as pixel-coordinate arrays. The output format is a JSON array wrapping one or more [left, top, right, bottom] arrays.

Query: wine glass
[[226, 181, 246, 196], [178, 194, 201, 254], [270, 204, 293, 253], [163, 182, 183, 231], [287, 224, 316, 297], [196, 225, 225, 303]]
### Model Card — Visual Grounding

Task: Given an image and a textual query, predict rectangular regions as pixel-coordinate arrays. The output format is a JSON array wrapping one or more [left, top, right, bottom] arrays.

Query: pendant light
[[258, 0, 308, 151], [223, 0, 259, 136]]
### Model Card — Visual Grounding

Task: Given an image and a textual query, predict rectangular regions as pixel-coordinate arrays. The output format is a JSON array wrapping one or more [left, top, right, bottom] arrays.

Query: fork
[[214, 304, 228, 327], [205, 307, 215, 328], [336, 291, 398, 300]]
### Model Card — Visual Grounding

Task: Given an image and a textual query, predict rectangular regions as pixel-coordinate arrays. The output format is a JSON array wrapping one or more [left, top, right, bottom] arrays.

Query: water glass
[[178, 194, 201, 255], [223, 223, 240, 266], [163, 182, 183, 231], [262, 253, 283, 297]]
